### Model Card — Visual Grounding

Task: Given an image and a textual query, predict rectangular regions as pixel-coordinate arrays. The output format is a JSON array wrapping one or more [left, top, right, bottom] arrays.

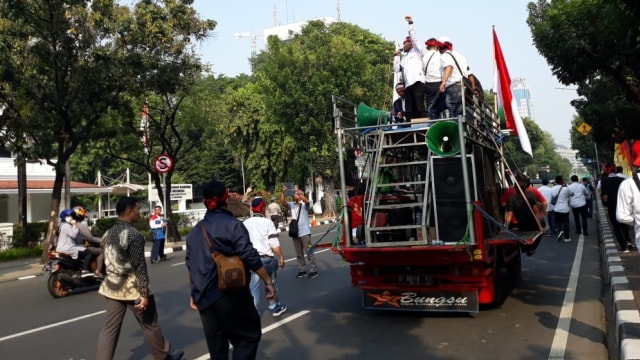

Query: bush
[[11, 223, 49, 248], [0, 245, 43, 262]]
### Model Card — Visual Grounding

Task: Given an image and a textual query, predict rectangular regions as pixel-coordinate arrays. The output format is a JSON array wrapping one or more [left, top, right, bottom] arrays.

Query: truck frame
[[331, 90, 543, 313]]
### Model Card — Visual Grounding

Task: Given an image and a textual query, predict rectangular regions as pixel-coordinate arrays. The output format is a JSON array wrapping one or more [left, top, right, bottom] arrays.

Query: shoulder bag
[[288, 203, 302, 238], [200, 222, 246, 291], [550, 185, 564, 206]]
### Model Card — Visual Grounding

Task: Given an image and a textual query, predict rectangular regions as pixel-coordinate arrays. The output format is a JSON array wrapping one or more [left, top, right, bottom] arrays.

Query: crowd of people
[[391, 15, 480, 126]]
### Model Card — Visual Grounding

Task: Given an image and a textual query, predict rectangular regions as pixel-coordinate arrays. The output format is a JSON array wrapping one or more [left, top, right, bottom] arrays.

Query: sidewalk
[[0, 216, 338, 283]]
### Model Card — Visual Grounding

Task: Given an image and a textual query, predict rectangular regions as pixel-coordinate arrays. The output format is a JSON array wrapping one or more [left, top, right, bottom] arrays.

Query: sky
[[190, 0, 577, 147]]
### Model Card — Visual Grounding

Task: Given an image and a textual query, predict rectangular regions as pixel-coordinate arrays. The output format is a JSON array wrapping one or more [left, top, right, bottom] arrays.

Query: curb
[[600, 203, 640, 360]]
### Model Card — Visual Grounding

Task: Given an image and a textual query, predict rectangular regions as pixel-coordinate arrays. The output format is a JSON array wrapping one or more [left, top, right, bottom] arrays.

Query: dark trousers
[[425, 82, 444, 118], [404, 82, 427, 120], [586, 198, 593, 218], [86, 247, 104, 273], [554, 211, 570, 240], [150, 231, 166, 261], [199, 292, 261, 360], [78, 249, 93, 271], [96, 294, 171, 360], [607, 205, 632, 249], [546, 210, 557, 233], [571, 205, 589, 234]]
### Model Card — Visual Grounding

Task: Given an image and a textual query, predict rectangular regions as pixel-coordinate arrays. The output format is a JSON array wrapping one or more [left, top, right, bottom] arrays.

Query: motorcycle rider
[[56, 207, 103, 276]]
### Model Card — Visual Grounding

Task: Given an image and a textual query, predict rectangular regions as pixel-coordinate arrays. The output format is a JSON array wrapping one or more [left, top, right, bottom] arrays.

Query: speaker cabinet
[[431, 156, 476, 242]]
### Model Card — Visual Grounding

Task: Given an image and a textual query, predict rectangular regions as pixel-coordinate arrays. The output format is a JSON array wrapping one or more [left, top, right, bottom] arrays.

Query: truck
[[330, 90, 543, 313]]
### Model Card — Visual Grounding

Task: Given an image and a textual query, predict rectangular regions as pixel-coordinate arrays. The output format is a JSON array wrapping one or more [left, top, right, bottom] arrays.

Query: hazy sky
[[190, 0, 577, 147]]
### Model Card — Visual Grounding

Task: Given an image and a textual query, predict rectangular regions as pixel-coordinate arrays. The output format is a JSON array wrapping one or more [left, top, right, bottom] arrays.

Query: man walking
[[568, 175, 589, 236], [602, 166, 633, 251], [617, 159, 640, 251], [186, 181, 275, 360], [244, 198, 287, 316], [96, 197, 183, 360]]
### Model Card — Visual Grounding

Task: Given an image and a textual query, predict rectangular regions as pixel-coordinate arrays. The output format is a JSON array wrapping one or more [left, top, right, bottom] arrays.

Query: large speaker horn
[[357, 102, 389, 127], [426, 121, 461, 156]]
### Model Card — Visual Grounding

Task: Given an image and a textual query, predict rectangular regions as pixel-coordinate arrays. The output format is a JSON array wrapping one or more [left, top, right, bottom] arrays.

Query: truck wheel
[[47, 271, 72, 298], [506, 251, 522, 282]]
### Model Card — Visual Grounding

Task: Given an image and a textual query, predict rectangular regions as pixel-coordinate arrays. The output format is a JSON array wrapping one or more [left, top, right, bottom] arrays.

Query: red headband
[[251, 201, 266, 213], [425, 39, 439, 47], [204, 190, 229, 210]]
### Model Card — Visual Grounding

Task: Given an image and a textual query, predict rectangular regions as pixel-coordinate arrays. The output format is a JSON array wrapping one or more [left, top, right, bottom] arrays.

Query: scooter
[[43, 250, 102, 298]]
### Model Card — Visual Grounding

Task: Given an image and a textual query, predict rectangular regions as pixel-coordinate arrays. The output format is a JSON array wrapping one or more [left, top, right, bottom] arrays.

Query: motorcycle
[[43, 249, 102, 298]]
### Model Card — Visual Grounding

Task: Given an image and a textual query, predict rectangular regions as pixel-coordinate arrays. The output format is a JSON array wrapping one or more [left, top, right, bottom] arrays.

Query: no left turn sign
[[154, 154, 174, 174]]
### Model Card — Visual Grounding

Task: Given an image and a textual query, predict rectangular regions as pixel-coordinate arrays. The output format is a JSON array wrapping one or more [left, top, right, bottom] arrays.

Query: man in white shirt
[[568, 175, 589, 235], [551, 176, 573, 242], [437, 36, 476, 118], [423, 38, 443, 119], [393, 15, 426, 121], [243, 198, 287, 317], [617, 157, 640, 250], [537, 178, 557, 235]]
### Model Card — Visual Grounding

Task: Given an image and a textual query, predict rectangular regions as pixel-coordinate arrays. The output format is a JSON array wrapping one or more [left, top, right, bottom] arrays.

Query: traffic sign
[[153, 154, 174, 174], [577, 122, 592, 136]]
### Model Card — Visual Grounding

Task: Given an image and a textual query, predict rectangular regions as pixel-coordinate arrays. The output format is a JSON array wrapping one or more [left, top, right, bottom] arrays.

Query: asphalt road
[[0, 221, 609, 360]]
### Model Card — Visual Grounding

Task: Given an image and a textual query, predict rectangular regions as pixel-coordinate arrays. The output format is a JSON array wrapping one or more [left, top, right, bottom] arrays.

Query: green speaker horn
[[426, 121, 461, 156], [357, 102, 389, 127]]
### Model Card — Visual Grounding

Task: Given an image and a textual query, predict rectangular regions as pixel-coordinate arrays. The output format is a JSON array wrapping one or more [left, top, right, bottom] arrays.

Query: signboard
[[149, 183, 193, 202], [153, 154, 174, 174], [577, 122, 592, 136]]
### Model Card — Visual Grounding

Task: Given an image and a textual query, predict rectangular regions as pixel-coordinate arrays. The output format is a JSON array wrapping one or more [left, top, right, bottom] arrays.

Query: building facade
[[511, 78, 534, 120]]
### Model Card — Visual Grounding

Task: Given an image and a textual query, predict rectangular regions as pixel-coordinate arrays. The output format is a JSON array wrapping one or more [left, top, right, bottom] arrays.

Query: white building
[[263, 17, 337, 44]]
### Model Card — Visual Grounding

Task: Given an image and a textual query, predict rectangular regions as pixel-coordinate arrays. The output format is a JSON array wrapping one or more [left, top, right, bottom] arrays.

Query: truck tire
[[506, 250, 522, 282]]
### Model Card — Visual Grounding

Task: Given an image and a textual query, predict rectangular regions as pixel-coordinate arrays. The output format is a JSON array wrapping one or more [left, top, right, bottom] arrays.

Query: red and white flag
[[139, 103, 149, 154], [493, 28, 532, 157]]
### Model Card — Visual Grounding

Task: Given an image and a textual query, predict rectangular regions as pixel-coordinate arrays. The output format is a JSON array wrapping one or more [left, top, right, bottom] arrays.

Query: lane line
[[171, 262, 186, 267], [193, 310, 311, 360], [0, 310, 106, 342], [18, 275, 36, 280], [548, 234, 585, 360]]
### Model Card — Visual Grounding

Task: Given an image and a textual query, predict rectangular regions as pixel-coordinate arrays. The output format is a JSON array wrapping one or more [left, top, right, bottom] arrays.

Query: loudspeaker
[[431, 156, 476, 242], [357, 102, 389, 127], [426, 121, 461, 156]]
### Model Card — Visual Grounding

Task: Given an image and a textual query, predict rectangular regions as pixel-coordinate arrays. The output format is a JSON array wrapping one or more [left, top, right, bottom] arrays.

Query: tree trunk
[[324, 179, 337, 218], [40, 172, 64, 264]]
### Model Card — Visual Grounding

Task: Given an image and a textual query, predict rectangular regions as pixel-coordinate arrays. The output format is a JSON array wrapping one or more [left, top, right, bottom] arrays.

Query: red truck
[[330, 94, 543, 312]]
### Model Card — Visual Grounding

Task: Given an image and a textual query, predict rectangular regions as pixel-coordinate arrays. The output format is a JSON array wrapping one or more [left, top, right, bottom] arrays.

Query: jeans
[[198, 291, 261, 360], [445, 83, 463, 117], [249, 257, 278, 309], [546, 211, 557, 233]]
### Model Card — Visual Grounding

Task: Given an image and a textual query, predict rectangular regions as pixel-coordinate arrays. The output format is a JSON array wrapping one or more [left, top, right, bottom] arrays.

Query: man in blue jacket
[[186, 180, 275, 360]]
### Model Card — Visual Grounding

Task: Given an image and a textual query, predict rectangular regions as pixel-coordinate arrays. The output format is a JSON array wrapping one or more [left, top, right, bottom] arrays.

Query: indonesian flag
[[139, 103, 149, 154], [493, 28, 532, 157]]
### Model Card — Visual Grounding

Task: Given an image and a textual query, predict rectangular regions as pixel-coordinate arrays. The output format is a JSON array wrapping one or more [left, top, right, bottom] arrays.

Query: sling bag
[[200, 222, 246, 291]]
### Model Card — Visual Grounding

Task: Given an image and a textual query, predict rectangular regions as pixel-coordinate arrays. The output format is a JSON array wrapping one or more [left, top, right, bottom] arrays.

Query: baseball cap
[[438, 36, 452, 44]]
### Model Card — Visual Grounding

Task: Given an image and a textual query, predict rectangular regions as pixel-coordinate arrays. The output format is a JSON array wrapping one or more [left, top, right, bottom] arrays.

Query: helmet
[[71, 206, 87, 221], [59, 209, 74, 222]]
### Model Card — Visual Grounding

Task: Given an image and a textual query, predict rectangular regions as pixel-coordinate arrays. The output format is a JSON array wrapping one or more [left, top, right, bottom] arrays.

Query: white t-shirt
[[423, 50, 441, 83], [538, 185, 555, 212], [550, 185, 573, 213], [568, 182, 587, 208], [617, 173, 640, 244], [243, 215, 279, 257], [440, 50, 470, 87]]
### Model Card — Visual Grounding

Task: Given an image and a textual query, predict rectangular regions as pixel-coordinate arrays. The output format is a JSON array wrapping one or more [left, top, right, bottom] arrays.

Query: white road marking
[[0, 310, 106, 342], [193, 310, 311, 360], [17, 275, 36, 280], [548, 234, 585, 360], [171, 262, 185, 267]]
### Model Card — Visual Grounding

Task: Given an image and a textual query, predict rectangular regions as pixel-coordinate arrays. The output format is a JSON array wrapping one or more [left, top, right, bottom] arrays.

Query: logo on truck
[[364, 290, 478, 311]]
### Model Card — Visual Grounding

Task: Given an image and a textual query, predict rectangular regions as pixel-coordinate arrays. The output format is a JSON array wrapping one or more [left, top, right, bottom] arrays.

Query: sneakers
[[309, 272, 319, 279], [625, 244, 635, 253], [296, 271, 307, 278], [557, 231, 564, 242], [270, 303, 287, 317], [564, 238, 572, 242]]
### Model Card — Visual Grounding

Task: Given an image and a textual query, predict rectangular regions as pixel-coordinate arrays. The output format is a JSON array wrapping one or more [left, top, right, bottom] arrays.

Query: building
[[263, 17, 337, 44], [555, 145, 587, 176], [511, 78, 534, 120], [0, 154, 111, 223]]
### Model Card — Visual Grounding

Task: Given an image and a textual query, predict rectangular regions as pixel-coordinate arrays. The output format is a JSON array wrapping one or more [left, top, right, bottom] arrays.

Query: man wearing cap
[[244, 198, 287, 317], [437, 36, 475, 117], [266, 196, 283, 228], [186, 180, 275, 359], [393, 15, 426, 121], [617, 157, 640, 251], [423, 38, 444, 119]]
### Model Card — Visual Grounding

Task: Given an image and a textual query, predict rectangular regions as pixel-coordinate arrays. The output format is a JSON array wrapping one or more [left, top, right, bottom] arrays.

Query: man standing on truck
[[393, 15, 426, 121]]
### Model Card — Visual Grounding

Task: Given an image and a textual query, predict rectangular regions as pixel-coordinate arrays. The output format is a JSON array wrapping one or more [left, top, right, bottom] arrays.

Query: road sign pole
[[162, 173, 168, 213]]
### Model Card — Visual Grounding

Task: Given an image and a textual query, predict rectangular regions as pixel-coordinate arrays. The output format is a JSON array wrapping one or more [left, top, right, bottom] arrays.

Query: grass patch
[[0, 246, 43, 262]]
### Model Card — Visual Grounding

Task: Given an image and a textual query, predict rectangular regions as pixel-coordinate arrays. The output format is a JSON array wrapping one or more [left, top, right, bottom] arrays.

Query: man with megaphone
[[393, 15, 427, 121]]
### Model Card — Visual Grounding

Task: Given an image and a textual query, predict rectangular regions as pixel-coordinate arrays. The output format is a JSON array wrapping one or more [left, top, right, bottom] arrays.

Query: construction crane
[[234, 32, 257, 58]]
